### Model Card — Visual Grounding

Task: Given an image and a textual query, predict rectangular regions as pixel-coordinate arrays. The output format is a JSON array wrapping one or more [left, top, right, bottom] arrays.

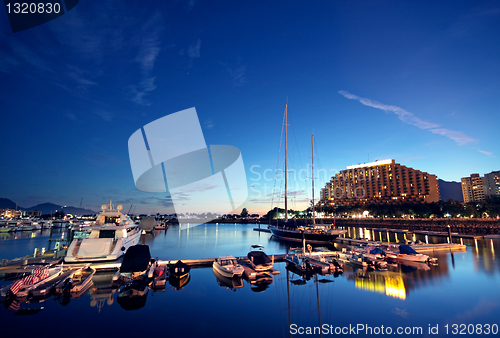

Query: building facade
[[462, 171, 500, 203], [319, 159, 440, 207], [484, 170, 500, 197]]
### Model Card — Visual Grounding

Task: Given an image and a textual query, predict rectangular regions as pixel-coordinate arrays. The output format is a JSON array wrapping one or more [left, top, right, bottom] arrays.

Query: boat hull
[[269, 226, 346, 244]]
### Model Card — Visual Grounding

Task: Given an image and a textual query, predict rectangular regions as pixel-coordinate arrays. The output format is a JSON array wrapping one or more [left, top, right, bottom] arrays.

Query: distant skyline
[[1, 1, 499, 214]]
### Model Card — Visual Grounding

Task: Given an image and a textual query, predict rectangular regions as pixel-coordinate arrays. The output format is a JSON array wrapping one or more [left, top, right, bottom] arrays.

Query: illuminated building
[[320, 159, 440, 207], [462, 171, 500, 203]]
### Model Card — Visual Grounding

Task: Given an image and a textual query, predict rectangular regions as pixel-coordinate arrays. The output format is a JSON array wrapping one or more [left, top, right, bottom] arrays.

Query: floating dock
[[335, 237, 466, 252]]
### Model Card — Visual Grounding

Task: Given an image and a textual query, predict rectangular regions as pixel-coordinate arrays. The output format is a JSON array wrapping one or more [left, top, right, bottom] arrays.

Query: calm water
[[1, 224, 499, 338]]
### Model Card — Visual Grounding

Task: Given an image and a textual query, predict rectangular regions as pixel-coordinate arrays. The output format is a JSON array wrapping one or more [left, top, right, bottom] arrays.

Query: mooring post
[[447, 225, 452, 243]]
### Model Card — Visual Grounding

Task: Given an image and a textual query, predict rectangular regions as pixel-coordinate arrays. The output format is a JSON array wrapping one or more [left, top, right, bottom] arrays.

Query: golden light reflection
[[491, 240, 495, 257], [385, 276, 406, 300], [354, 274, 406, 300]]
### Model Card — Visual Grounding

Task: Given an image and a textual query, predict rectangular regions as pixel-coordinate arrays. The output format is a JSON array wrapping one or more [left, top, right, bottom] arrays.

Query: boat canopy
[[369, 247, 385, 255], [399, 245, 418, 255], [119, 245, 151, 273], [248, 250, 272, 265]]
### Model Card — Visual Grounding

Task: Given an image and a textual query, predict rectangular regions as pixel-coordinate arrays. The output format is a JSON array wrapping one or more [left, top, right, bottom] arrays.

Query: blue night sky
[[0, 1, 499, 214]]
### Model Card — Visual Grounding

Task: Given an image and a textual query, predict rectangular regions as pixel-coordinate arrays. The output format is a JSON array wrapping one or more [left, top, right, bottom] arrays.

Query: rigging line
[[270, 107, 287, 219]]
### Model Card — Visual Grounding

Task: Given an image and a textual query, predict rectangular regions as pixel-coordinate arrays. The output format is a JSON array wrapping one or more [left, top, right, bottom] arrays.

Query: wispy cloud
[[130, 12, 163, 106], [479, 150, 494, 157], [188, 39, 201, 59], [339, 90, 438, 129], [338, 90, 478, 146], [222, 63, 246, 86], [429, 129, 476, 146]]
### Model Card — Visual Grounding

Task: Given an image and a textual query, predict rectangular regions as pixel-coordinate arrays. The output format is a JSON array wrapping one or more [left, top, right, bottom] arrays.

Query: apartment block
[[462, 171, 500, 202], [320, 159, 440, 207]]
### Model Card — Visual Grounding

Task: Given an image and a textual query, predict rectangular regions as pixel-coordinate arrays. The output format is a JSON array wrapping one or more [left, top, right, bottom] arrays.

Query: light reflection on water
[[0, 223, 499, 337]]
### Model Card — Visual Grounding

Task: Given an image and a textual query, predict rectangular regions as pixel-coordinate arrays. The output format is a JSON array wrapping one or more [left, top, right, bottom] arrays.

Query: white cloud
[[338, 90, 478, 146]]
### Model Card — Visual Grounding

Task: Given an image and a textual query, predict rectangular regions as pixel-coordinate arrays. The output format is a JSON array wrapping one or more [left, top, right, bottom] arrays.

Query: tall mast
[[312, 134, 315, 225], [284, 103, 288, 222]]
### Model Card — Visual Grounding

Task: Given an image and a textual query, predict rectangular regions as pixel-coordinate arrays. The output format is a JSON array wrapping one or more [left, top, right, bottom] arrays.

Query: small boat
[[247, 244, 273, 271], [112, 245, 156, 286], [348, 253, 368, 268], [212, 256, 244, 278], [58, 266, 96, 294], [8, 264, 64, 298], [353, 246, 387, 270], [387, 245, 435, 264], [167, 260, 191, 279], [30, 268, 76, 299], [154, 222, 168, 230], [152, 265, 167, 290], [284, 252, 314, 274]]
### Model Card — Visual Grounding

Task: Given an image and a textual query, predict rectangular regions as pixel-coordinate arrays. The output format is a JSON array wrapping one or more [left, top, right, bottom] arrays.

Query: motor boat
[[348, 253, 368, 268], [212, 256, 244, 278], [65, 201, 141, 263], [167, 260, 191, 279], [284, 252, 314, 275], [7, 264, 64, 299], [112, 245, 157, 286], [386, 245, 437, 264], [247, 244, 273, 271], [153, 265, 167, 290], [56, 265, 96, 294]]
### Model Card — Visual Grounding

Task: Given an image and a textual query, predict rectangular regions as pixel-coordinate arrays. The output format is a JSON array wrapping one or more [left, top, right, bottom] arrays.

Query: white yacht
[[65, 201, 141, 263]]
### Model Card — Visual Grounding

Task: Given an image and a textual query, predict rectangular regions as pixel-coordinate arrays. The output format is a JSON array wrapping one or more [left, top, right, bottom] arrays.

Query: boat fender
[[121, 246, 125, 251]]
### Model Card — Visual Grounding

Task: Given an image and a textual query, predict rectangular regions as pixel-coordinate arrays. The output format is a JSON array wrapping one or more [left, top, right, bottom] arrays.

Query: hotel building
[[320, 159, 440, 207]]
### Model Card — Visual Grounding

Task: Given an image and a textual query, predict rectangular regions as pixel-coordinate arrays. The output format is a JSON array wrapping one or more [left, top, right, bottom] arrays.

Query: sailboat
[[268, 106, 347, 245]]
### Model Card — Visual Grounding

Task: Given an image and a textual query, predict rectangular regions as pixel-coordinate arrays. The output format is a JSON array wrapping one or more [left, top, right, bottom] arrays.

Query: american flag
[[9, 279, 23, 295], [9, 267, 49, 294]]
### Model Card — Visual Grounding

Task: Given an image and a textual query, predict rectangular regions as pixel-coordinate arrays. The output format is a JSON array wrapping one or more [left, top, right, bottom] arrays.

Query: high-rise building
[[463, 171, 500, 202], [484, 170, 500, 197], [319, 159, 440, 207]]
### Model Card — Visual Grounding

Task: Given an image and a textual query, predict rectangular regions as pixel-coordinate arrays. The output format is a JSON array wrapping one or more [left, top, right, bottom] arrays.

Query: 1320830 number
[[444, 324, 498, 335], [5, 2, 61, 14]]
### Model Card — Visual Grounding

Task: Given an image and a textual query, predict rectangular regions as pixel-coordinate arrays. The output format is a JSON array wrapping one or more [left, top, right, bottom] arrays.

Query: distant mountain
[[0, 198, 96, 215], [26, 203, 96, 215], [438, 179, 463, 202], [0, 198, 22, 210]]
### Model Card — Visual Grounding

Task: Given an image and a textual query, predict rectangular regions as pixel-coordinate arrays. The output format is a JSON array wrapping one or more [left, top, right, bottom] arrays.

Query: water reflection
[[0, 223, 499, 338]]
